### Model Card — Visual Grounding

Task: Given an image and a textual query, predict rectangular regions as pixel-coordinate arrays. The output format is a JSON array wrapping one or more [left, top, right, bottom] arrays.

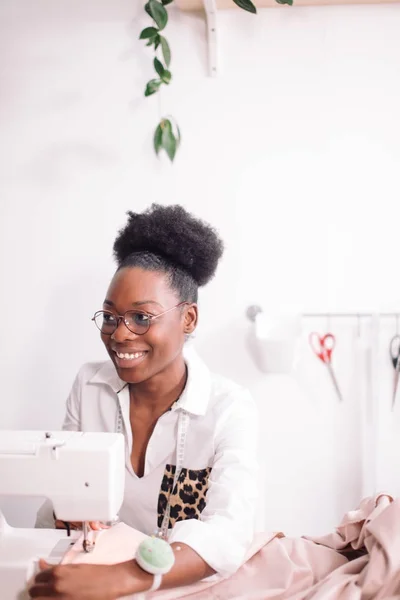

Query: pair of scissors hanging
[[389, 315, 400, 411], [309, 317, 344, 402]]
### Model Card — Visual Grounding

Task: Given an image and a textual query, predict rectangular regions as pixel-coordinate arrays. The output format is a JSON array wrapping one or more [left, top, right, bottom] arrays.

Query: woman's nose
[[111, 318, 137, 341]]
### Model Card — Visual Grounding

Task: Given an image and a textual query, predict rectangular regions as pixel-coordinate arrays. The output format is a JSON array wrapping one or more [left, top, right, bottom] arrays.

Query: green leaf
[[162, 0, 174, 4], [139, 26, 159, 39], [161, 120, 177, 161], [160, 36, 171, 67], [144, 1, 152, 16], [275, 0, 293, 3], [154, 35, 161, 50], [148, 0, 168, 30], [154, 124, 163, 154], [161, 70, 172, 84], [145, 79, 162, 96], [162, 118, 172, 133], [146, 37, 157, 46], [232, 0, 257, 13], [154, 57, 165, 77]]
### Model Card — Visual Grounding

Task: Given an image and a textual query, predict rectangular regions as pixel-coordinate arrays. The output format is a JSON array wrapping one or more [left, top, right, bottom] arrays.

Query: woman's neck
[[129, 355, 187, 417]]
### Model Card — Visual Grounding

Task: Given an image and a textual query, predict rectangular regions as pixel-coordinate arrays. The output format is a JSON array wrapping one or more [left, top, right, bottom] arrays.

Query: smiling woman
[[98, 204, 222, 387], [92, 300, 189, 372], [32, 204, 259, 600]]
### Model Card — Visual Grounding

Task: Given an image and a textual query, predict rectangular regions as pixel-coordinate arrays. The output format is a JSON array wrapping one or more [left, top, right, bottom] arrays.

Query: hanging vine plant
[[139, 0, 293, 162]]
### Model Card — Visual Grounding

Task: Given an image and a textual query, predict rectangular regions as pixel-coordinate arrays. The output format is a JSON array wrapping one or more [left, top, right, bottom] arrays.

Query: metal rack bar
[[302, 312, 399, 318], [246, 305, 400, 322]]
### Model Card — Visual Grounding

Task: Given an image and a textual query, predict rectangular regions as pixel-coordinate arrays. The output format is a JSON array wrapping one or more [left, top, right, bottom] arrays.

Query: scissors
[[389, 335, 400, 411], [309, 332, 343, 402]]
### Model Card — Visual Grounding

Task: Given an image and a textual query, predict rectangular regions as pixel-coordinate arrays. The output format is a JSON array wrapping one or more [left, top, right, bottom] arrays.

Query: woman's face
[[100, 267, 197, 384]]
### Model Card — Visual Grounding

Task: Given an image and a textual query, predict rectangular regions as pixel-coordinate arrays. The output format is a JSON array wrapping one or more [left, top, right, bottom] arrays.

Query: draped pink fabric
[[63, 494, 400, 600]]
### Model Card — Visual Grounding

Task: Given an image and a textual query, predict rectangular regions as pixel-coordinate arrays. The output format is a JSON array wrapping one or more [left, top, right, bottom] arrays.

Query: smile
[[116, 351, 146, 360]]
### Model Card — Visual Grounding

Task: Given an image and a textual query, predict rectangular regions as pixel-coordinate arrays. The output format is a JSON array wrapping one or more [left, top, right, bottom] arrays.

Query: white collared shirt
[[36, 347, 259, 577]]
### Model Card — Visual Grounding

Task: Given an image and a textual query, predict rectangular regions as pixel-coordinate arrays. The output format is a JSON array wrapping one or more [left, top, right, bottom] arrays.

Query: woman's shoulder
[[209, 371, 256, 411], [205, 373, 258, 443], [184, 346, 256, 417], [185, 347, 253, 414]]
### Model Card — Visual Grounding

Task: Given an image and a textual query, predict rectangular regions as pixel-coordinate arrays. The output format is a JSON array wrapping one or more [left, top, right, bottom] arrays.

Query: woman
[[31, 204, 259, 599]]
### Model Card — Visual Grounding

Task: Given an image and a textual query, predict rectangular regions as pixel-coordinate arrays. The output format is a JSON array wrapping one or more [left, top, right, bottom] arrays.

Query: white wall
[[1, 0, 400, 535]]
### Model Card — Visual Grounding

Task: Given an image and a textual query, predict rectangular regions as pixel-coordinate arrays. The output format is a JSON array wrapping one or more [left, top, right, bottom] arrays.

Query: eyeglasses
[[92, 302, 188, 336]]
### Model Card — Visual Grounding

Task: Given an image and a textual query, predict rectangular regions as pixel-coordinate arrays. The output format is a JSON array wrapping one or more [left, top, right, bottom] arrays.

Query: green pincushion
[[136, 536, 175, 575]]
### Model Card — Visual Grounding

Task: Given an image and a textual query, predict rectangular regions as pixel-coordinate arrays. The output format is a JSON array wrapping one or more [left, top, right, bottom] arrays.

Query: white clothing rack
[[246, 305, 400, 322], [303, 312, 399, 318]]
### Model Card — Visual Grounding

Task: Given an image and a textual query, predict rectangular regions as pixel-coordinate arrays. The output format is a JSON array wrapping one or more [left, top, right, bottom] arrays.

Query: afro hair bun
[[113, 204, 224, 287]]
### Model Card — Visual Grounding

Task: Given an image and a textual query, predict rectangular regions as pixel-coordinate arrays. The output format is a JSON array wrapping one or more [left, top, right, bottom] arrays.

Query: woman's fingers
[[39, 559, 51, 570], [29, 583, 55, 597], [34, 563, 54, 584], [29, 563, 128, 600], [54, 520, 109, 531], [54, 520, 81, 530], [89, 521, 110, 530]]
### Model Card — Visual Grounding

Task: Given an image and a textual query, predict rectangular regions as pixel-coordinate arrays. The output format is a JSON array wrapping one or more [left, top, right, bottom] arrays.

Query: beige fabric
[[62, 494, 400, 600], [61, 523, 147, 566]]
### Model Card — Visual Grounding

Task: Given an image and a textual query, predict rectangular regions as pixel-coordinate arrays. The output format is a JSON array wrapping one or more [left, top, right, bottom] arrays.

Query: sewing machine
[[0, 430, 125, 600]]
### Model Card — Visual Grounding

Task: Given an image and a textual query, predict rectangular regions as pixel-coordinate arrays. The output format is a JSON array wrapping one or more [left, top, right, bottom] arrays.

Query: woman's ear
[[184, 304, 198, 335]]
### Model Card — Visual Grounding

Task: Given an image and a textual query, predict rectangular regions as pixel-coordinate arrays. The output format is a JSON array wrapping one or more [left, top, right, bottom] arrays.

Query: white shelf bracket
[[203, 0, 218, 76]]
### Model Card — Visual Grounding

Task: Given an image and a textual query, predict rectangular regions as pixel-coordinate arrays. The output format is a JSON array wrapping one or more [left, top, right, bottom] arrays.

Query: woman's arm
[[30, 389, 258, 598], [168, 390, 259, 577], [160, 542, 215, 588], [122, 542, 215, 591], [29, 543, 214, 599]]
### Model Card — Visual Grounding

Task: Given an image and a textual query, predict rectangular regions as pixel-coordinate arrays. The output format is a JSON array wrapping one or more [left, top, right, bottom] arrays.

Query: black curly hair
[[113, 204, 224, 303]]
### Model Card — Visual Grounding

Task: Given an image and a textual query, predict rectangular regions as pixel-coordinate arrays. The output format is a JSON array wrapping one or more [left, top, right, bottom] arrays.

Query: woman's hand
[[54, 520, 110, 531], [29, 558, 152, 600]]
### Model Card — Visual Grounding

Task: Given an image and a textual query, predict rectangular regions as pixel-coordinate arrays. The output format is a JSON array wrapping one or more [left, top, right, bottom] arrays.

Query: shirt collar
[[88, 344, 212, 416], [176, 345, 211, 416], [88, 360, 127, 393]]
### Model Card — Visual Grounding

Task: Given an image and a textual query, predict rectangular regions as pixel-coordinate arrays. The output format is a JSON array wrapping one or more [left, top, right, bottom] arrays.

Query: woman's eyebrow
[[132, 300, 163, 308], [102, 299, 163, 308]]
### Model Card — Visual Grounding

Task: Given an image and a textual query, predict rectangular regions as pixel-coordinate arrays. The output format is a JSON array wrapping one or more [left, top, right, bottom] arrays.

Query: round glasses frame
[[92, 302, 189, 336]]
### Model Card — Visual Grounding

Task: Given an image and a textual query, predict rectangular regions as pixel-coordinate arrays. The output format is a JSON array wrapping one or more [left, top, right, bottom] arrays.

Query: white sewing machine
[[0, 430, 125, 600]]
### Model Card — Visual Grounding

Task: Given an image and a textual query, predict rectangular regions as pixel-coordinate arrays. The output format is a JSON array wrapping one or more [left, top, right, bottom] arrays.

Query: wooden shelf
[[177, 0, 400, 9], [176, 0, 400, 76]]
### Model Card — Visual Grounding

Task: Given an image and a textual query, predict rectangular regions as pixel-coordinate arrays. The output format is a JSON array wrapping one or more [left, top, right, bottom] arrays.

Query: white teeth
[[116, 352, 144, 360]]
